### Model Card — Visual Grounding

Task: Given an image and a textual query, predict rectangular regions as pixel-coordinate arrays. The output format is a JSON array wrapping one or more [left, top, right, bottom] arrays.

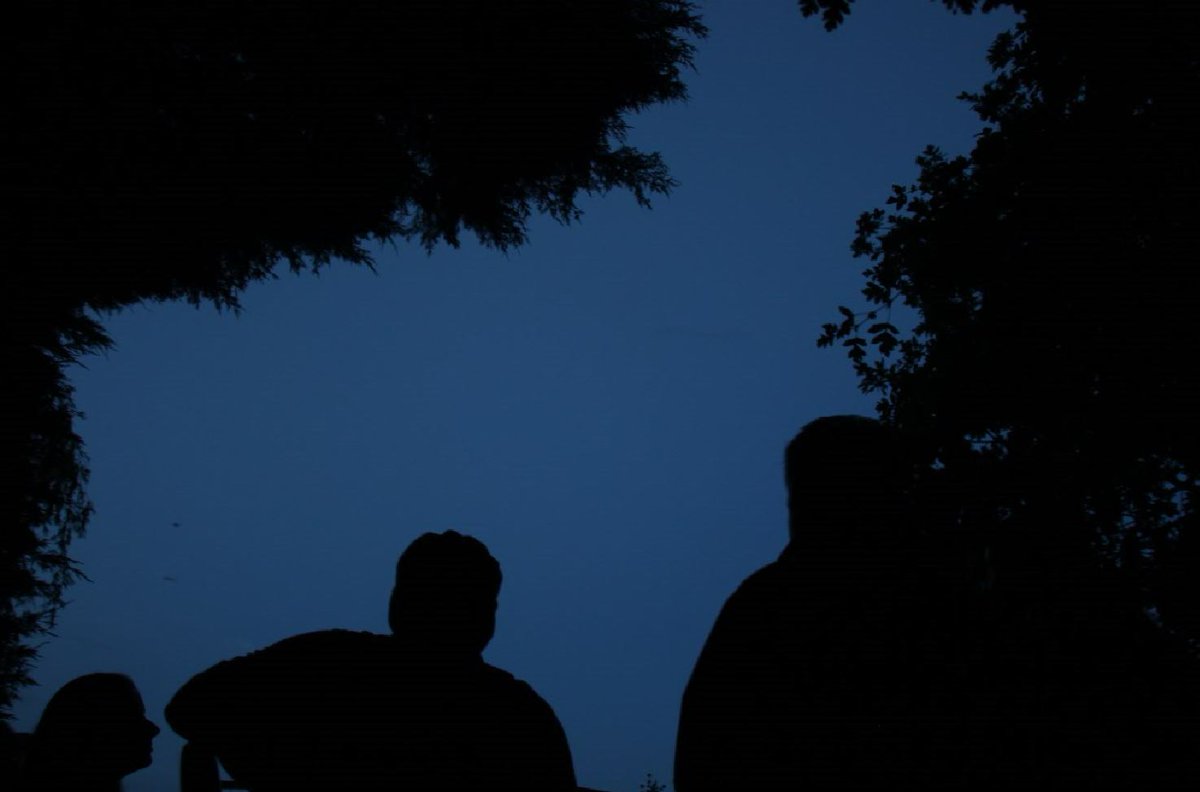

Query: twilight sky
[[13, 3, 1012, 790]]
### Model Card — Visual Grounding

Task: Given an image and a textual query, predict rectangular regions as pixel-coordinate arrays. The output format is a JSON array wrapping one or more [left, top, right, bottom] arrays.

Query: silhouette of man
[[167, 531, 577, 792], [675, 417, 1200, 791], [674, 415, 927, 791]]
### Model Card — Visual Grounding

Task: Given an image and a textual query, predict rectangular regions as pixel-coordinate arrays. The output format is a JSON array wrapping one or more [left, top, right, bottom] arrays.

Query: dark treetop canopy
[[817, 1, 1200, 640], [5, 0, 704, 320], [0, 0, 703, 714]]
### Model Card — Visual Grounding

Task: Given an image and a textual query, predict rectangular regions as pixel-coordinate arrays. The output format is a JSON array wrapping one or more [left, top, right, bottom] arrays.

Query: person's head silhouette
[[784, 415, 908, 550], [387, 530, 502, 659], [20, 672, 160, 791]]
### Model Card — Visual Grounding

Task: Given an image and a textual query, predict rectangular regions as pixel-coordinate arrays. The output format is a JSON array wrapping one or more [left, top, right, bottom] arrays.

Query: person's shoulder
[[479, 662, 523, 689], [698, 557, 816, 654], [739, 559, 791, 588], [175, 630, 391, 694], [478, 663, 572, 752], [475, 664, 576, 784], [262, 630, 402, 682], [265, 629, 390, 654], [479, 664, 555, 709], [268, 628, 388, 646], [722, 559, 794, 608], [167, 630, 396, 733]]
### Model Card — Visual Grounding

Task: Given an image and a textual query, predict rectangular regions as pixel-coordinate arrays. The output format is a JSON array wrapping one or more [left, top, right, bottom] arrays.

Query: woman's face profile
[[105, 686, 161, 775]]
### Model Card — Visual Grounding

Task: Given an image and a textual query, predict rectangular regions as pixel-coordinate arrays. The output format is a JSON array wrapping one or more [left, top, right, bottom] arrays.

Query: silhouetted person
[[675, 416, 1200, 790], [675, 415, 932, 791], [166, 530, 576, 792], [18, 673, 160, 792]]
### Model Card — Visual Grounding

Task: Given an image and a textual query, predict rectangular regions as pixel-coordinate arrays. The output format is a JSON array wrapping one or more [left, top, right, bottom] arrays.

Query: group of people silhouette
[[8, 415, 1200, 790]]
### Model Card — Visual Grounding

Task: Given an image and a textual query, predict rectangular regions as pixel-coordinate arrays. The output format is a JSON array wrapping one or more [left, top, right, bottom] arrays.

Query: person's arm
[[166, 655, 247, 748], [166, 633, 332, 786], [179, 741, 222, 792]]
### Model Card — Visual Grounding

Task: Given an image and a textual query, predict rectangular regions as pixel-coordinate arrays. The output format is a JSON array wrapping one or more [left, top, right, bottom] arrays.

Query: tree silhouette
[[817, 0, 1200, 641], [812, 1, 1200, 784], [798, 0, 1007, 31], [0, 0, 704, 715]]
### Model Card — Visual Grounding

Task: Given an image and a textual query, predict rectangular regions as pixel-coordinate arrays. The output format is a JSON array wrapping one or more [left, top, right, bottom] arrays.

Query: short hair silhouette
[[678, 416, 1200, 790], [675, 416, 919, 791], [784, 414, 906, 539], [167, 531, 576, 792], [387, 529, 502, 656], [19, 673, 159, 792]]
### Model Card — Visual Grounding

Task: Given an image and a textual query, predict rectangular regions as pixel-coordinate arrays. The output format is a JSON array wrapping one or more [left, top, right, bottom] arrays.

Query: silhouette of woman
[[18, 673, 160, 792]]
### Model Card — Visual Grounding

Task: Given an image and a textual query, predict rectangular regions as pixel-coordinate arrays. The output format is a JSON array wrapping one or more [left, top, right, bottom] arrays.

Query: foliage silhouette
[[798, 0, 1008, 32], [815, 2, 1200, 641], [807, 1, 1200, 784], [0, 0, 704, 715], [637, 773, 665, 792], [167, 531, 576, 792]]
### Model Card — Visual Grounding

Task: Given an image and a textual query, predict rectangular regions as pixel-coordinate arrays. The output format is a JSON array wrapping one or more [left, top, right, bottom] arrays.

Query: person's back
[[675, 541, 938, 790], [674, 416, 941, 790], [166, 530, 576, 791], [675, 416, 1200, 790]]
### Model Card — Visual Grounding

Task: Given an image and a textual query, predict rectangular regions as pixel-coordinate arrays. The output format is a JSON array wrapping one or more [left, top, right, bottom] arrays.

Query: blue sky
[[13, 3, 1012, 790]]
